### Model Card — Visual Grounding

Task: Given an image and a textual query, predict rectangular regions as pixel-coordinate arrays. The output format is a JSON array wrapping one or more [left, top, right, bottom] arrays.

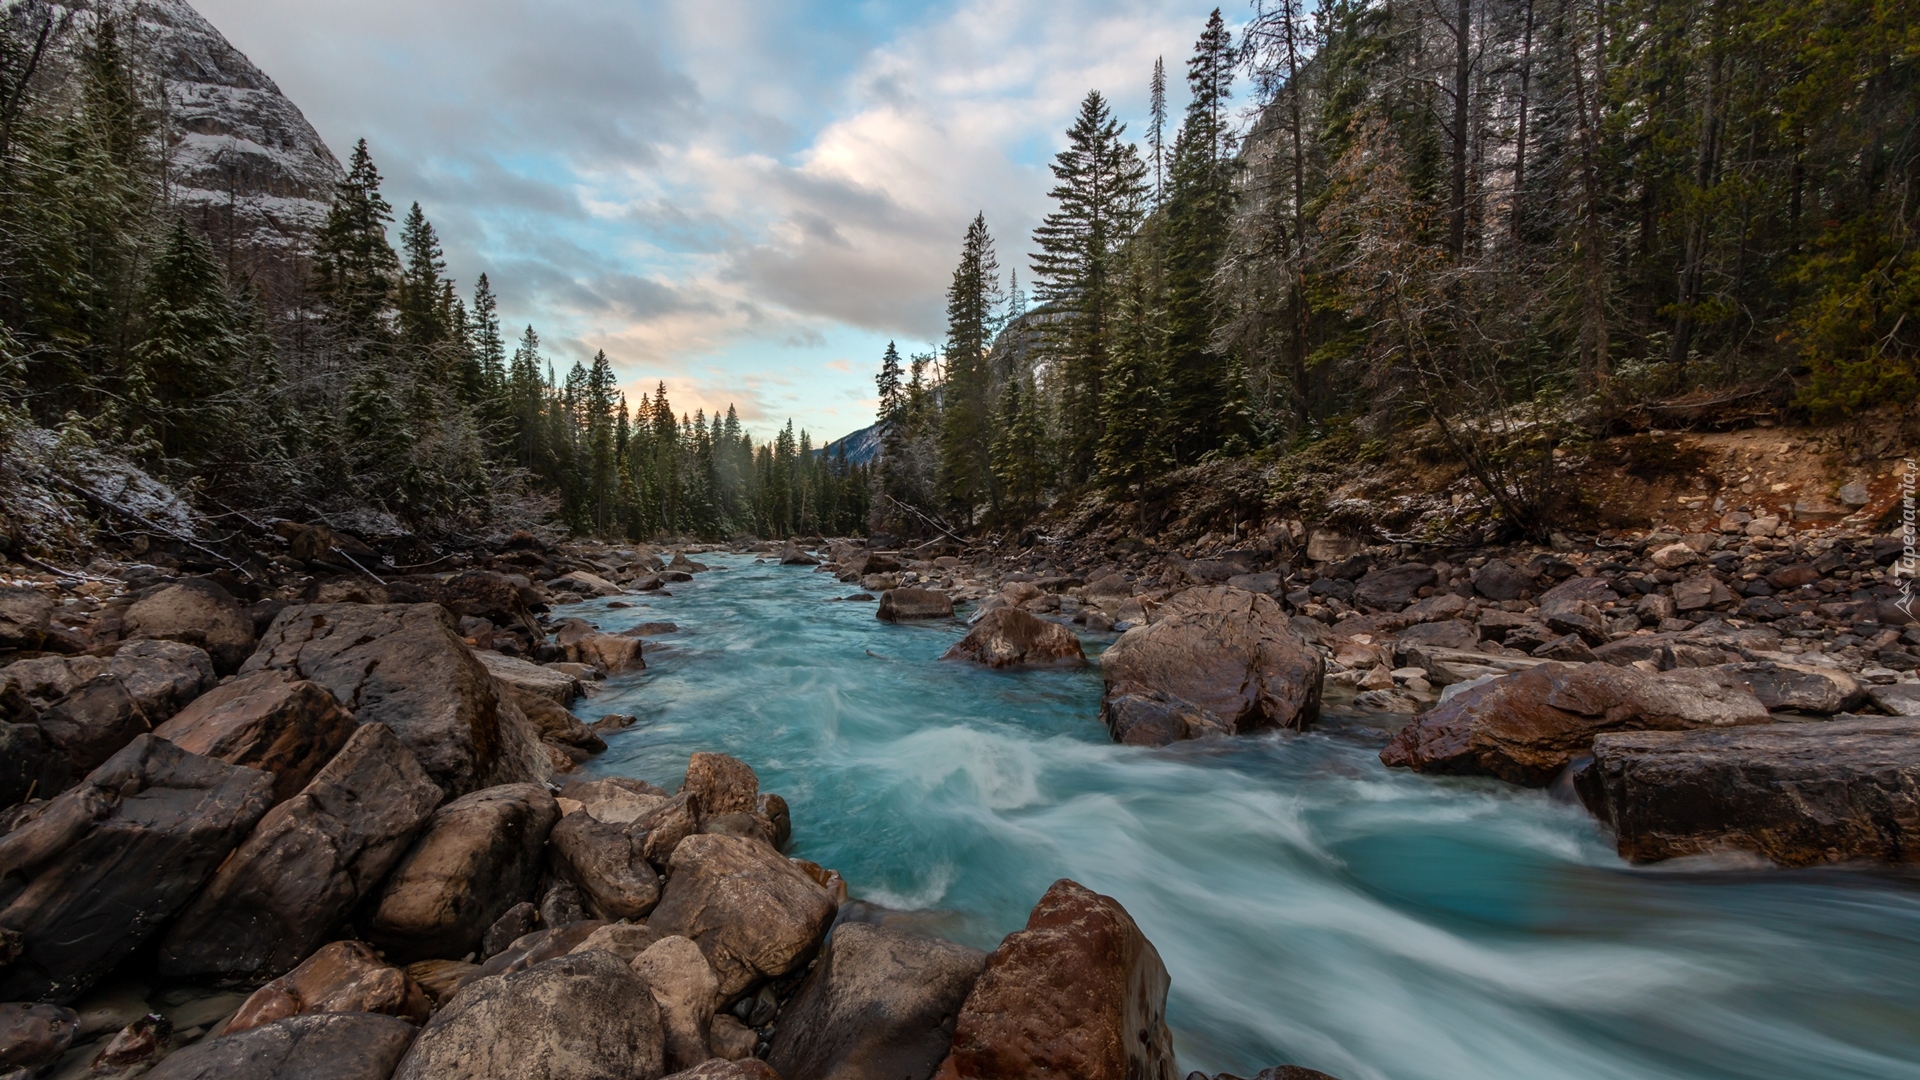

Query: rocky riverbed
[[1, 512, 1917, 1079]]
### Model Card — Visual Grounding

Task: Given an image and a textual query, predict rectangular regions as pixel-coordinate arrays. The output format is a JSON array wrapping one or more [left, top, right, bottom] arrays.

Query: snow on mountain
[[820, 423, 880, 465]]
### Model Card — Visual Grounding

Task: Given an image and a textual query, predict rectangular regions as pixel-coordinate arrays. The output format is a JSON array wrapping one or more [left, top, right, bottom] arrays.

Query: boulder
[[242, 603, 551, 795], [779, 542, 819, 566], [546, 809, 661, 921], [933, 879, 1175, 1080], [225, 940, 431, 1036], [1099, 588, 1322, 746], [109, 640, 219, 717], [1576, 717, 1920, 866], [1351, 564, 1436, 611], [0, 719, 66, 810], [366, 783, 561, 963], [481, 902, 540, 959], [415, 571, 544, 641], [473, 651, 578, 705], [1668, 662, 1866, 715], [501, 684, 605, 753], [1381, 662, 1772, 786], [568, 922, 661, 963], [465, 921, 608, 987], [878, 589, 955, 622], [709, 1016, 760, 1062], [1672, 573, 1733, 613], [152, 670, 356, 803], [157, 723, 443, 981], [631, 935, 719, 1073], [0, 735, 274, 1002], [1394, 619, 1477, 651], [552, 570, 625, 597], [124, 579, 256, 674], [0, 1002, 77, 1073], [647, 833, 837, 1002], [663, 1062, 779, 1080], [1868, 684, 1920, 716], [943, 608, 1085, 669], [575, 633, 645, 674], [0, 588, 53, 651], [1471, 560, 1533, 602], [36, 642, 218, 776], [682, 752, 760, 818], [768, 923, 986, 1080], [391, 949, 664, 1080], [143, 1012, 420, 1080]]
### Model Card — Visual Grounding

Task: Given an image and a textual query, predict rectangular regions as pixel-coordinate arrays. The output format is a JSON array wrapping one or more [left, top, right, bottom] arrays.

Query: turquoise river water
[[570, 554, 1920, 1080]]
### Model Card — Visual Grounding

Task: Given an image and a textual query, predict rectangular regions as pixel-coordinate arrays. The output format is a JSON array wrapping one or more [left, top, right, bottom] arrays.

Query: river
[[569, 553, 1920, 1080]]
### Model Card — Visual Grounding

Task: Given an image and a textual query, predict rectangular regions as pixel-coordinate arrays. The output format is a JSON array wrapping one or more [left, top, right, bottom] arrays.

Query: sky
[[195, 0, 1236, 443]]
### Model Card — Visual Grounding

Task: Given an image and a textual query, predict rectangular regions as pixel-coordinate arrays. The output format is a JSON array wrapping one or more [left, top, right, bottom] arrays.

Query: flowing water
[[571, 554, 1920, 1080]]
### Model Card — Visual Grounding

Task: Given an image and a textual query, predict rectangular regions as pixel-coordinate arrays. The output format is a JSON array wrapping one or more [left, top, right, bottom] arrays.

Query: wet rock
[[769, 923, 986, 1080], [0, 735, 274, 1002], [124, 579, 255, 675], [151, 670, 356, 803], [157, 723, 443, 981], [632, 935, 719, 1073], [575, 633, 645, 674], [942, 608, 1085, 669], [1381, 662, 1772, 786], [366, 783, 561, 963], [779, 541, 819, 566], [225, 940, 430, 1036], [392, 950, 663, 1080], [682, 752, 760, 818], [243, 603, 551, 795], [94, 1011, 173, 1073], [648, 833, 837, 1002], [1576, 717, 1920, 866], [546, 810, 660, 921], [1351, 564, 1436, 611], [1669, 662, 1866, 715], [933, 879, 1175, 1080], [1099, 588, 1322, 745], [878, 589, 955, 622], [0, 1002, 77, 1072], [500, 684, 604, 754], [144, 1012, 419, 1080], [551, 570, 624, 598]]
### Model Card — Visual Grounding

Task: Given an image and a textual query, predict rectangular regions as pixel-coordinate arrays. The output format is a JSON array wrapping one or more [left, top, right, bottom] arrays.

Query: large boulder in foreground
[[648, 833, 837, 1003], [0, 735, 274, 1002], [152, 669, 357, 803], [943, 608, 1084, 669], [37, 641, 217, 776], [1576, 717, 1920, 866], [144, 1012, 419, 1080], [878, 588, 955, 622], [546, 808, 661, 921], [933, 879, 1176, 1080], [158, 722, 444, 981], [225, 940, 431, 1035], [242, 603, 551, 795], [392, 949, 664, 1080], [768, 922, 986, 1080], [1099, 588, 1322, 746], [1381, 662, 1771, 786], [123, 578, 256, 674]]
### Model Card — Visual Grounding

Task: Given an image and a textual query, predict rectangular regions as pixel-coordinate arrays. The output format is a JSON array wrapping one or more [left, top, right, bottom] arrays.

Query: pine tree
[[397, 202, 451, 355], [131, 218, 243, 463], [937, 214, 1004, 522], [312, 140, 399, 345], [1149, 56, 1168, 204]]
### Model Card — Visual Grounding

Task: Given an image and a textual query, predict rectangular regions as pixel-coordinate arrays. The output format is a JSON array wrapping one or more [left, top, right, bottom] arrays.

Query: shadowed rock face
[[1576, 717, 1920, 866], [224, 940, 431, 1036], [152, 669, 356, 803], [943, 607, 1085, 669], [1381, 662, 1772, 786], [1099, 587, 1323, 746], [144, 1012, 419, 1080], [934, 879, 1176, 1080]]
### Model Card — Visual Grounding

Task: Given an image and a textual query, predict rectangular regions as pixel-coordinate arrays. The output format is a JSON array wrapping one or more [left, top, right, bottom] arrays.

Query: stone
[[1868, 684, 1920, 716], [0, 1003, 77, 1072], [878, 589, 955, 622], [943, 608, 1085, 669], [631, 935, 719, 1073], [546, 810, 661, 921], [36, 676, 153, 777], [472, 651, 578, 705], [575, 633, 645, 674], [501, 684, 604, 753], [568, 923, 661, 963], [709, 1015, 759, 1062], [0, 721, 66, 808], [552, 570, 624, 598], [224, 941, 431, 1036], [647, 833, 837, 1003], [1840, 482, 1872, 507], [1186, 1070, 1340, 1080], [465, 921, 607, 990], [1673, 573, 1734, 613], [1532, 634, 1598, 663], [1226, 572, 1283, 595], [1305, 529, 1357, 564], [157, 723, 443, 981], [482, 902, 540, 959], [242, 603, 551, 795], [1590, 635, 1675, 669], [779, 541, 820, 566], [933, 879, 1175, 1080], [769, 923, 986, 1080], [1395, 619, 1477, 651], [407, 961, 478, 1007], [664, 1062, 779, 1080], [1351, 564, 1436, 611], [560, 777, 669, 822], [0, 735, 274, 1002], [366, 783, 561, 963], [1542, 602, 1609, 645], [1380, 662, 1772, 786], [1577, 717, 1920, 866], [416, 571, 544, 641], [1767, 564, 1821, 590], [1669, 662, 1866, 715], [124, 579, 256, 674], [391, 949, 663, 1080], [151, 670, 356, 803], [1471, 560, 1533, 602], [1651, 543, 1700, 570], [144, 1012, 420, 1080], [0, 588, 53, 651], [1099, 588, 1323, 746], [682, 753, 760, 818]]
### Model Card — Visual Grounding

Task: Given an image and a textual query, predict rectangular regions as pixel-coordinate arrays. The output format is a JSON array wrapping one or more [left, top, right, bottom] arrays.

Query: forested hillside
[[874, 0, 1916, 539]]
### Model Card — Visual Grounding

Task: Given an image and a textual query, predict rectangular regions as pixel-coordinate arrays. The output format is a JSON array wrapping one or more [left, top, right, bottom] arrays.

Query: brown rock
[[501, 683, 604, 752], [0, 588, 53, 651], [152, 670, 356, 803], [242, 603, 551, 795], [663, 1061, 779, 1080], [0, 735, 274, 1002], [682, 752, 760, 818], [1099, 588, 1323, 746], [124, 579, 256, 674], [157, 723, 444, 981], [576, 633, 646, 673], [546, 810, 661, 920], [145, 1012, 419, 1080], [632, 935, 719, 1073], [1667, 662, 1866, 715], [1672, 573, 1734, 613], [943, 608, 1085, 669], [366, 783, 561, 962], [0, 1002, 77, 1072], [878, 588, 955, 622], [1381, 662, 1772, 786], [465, 921, 608, 988], [415, 570, 544, 642], [933, 879, 1175, 1080], [1576, 717, 1920, 866], [1351, 564, 1436, 611], [647, 833, 837, 1002], [225, 941, 430, 1036]]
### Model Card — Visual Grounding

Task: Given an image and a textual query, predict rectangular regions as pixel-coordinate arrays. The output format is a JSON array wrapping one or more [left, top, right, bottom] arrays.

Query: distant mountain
[[820, 423, 880, 465]]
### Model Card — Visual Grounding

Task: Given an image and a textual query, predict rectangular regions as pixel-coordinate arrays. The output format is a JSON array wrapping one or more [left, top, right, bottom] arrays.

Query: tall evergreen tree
[[937, 214, 1004, 522]]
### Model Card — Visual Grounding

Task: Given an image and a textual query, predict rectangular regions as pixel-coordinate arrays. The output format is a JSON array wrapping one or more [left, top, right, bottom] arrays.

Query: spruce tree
[[132, 218, 243, 464], [937, 214, 1004, 523], [397, 202, 451, 355], [312, 140, 399, 342]]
